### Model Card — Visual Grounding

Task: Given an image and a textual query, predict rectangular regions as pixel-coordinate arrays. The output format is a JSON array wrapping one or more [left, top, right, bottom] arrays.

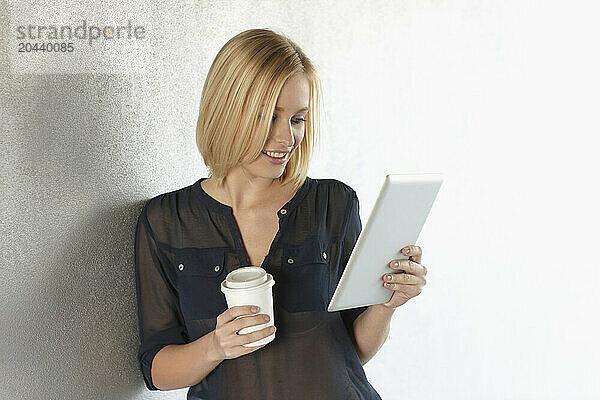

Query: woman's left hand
[[380, 245, 427, 309]]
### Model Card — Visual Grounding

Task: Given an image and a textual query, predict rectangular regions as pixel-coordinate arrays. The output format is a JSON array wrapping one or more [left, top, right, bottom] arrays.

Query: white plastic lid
[[224, 266, 267, 289]]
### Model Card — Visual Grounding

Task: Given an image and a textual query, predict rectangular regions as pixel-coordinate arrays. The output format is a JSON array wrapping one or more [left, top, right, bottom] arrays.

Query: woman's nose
[[271, 120, 295, 146]]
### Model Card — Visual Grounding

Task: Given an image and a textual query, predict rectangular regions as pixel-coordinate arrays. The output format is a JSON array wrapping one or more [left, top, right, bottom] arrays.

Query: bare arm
[[352, 304, 395, 365], [151, 305, 274, 390], [151, 331, 222, 391]]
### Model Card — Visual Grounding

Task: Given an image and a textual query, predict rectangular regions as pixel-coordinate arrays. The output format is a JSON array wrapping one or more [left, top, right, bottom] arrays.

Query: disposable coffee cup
[[220, 266, 276, 347]]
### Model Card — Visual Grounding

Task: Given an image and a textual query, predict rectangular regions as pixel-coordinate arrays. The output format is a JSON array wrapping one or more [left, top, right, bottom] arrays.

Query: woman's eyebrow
[[275, 106, 309, 113]]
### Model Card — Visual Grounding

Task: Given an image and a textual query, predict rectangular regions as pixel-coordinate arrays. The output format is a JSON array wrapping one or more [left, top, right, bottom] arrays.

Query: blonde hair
[[196, 28, 323, 194]]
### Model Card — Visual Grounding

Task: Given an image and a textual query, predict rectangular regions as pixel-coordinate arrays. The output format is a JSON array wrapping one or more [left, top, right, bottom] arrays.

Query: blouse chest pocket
[[175, 248, 228, 320], [280, 238, 331, 313]]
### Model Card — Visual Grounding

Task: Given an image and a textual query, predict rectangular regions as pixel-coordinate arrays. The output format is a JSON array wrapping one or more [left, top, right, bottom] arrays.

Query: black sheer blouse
[[134, 176, 382, 399]]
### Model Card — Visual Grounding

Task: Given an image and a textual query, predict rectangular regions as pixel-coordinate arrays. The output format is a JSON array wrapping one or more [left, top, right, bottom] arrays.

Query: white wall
[[350, 1, 600, 399], [1, 0, 598, 399]]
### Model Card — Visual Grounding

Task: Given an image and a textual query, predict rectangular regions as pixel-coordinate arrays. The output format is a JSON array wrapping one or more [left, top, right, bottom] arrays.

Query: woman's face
[[243, 72, 310, 179]]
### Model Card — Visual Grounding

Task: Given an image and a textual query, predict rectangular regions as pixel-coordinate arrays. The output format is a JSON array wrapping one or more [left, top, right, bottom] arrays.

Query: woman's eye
[[271, 114, 305, 125], [291, 118, 305, 125]]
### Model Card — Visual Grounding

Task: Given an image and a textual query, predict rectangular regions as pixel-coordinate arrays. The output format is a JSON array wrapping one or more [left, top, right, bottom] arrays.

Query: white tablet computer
[[328, 173, 444, 312]]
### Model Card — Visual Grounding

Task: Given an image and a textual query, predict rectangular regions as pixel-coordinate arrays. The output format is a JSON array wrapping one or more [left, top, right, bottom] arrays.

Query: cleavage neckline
[[193, 176, 313, 216]]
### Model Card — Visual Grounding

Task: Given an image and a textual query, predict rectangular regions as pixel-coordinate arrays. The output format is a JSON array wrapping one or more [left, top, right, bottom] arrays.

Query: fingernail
[[251, 307, 259, 313], [386, 275, 392, 281], [405, 248, 411, 254], [393, 261, 399, 267]]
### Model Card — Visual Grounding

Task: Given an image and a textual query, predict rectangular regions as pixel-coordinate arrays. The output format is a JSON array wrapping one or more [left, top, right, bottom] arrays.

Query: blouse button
[[322, 252, 327, 260], [287, 258, 294, 264], [178, 263, 184, 271], [280, 208, 287, 215], [214, 265, 221, 272]]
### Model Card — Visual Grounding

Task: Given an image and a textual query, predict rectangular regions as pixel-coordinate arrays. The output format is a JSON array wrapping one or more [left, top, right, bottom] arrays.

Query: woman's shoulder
[[311, 177, 357, 200], [139, 181, 198, 235]]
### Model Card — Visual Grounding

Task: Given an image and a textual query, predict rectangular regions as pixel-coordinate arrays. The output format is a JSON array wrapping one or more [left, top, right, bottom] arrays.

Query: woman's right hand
[[210, 305, 276, 361]]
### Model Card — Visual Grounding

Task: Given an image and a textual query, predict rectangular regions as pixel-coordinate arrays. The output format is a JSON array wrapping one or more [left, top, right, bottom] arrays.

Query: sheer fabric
[[134, 176, 382, 399]]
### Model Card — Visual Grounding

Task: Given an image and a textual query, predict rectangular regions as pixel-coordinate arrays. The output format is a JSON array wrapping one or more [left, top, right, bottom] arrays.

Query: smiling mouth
[[261, 150, 288, 159]]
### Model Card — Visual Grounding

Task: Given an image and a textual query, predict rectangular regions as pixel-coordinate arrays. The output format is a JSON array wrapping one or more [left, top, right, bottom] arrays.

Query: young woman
[[135, 28, 426, 399]]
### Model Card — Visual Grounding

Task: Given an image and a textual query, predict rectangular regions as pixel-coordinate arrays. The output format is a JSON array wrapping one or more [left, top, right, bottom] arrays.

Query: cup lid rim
[[221, 267, 274, 291]]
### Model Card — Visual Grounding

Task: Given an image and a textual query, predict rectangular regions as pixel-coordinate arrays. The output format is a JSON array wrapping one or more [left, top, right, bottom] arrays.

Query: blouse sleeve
[[135, 200, 189, 391], [339, 190, 368, 333]]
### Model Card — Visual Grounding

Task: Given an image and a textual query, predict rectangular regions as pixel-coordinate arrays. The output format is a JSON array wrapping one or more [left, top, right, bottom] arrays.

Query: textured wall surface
[[2, 0, 599, 399]]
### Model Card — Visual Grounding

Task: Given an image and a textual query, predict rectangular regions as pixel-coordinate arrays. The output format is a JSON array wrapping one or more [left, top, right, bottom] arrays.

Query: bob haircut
[[196, 28, 323, 194]]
